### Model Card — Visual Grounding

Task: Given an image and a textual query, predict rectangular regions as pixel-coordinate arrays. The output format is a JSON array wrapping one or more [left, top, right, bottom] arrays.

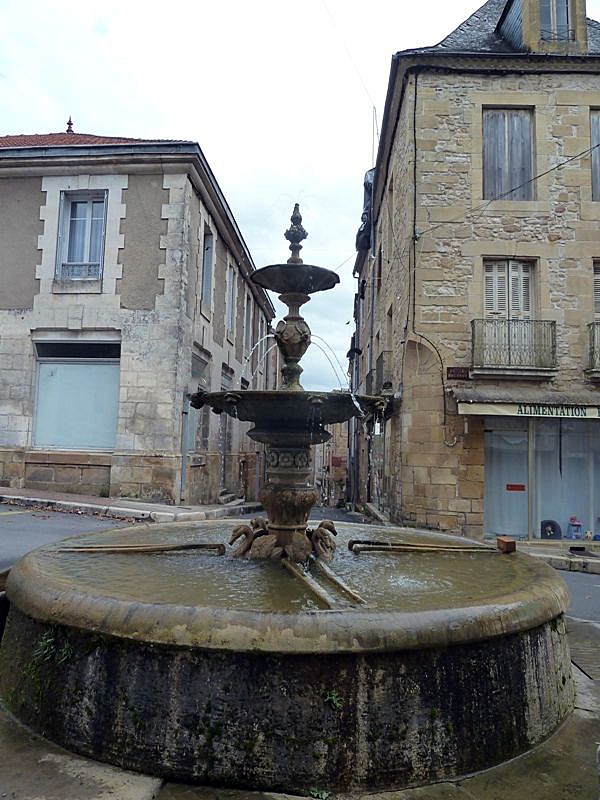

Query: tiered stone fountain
[[0, 209, 574, 794]]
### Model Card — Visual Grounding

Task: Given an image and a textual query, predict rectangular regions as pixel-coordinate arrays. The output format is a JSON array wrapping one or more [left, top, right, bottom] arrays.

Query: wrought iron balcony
[[587, 322, 600, 375], [471, 319, 557, 374], [376, 351, 393, 394]]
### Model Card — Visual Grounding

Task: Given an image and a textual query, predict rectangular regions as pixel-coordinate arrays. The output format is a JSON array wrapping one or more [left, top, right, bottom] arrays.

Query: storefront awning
[[452, 387, 600, 419]]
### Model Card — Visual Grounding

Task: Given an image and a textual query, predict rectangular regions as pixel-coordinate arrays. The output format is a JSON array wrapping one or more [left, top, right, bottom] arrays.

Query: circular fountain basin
[[0, 522, 574, 793]]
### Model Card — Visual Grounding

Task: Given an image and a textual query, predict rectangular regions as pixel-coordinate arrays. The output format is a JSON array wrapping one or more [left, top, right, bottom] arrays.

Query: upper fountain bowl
[[251, 262, 339, 296]]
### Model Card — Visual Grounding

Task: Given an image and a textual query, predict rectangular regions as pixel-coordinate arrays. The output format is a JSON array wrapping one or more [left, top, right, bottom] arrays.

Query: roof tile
[[0, 132, 187, 148]]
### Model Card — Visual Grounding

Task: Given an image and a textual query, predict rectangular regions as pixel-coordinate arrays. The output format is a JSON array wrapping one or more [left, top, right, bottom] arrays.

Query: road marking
[[0, 509, 32, 516]]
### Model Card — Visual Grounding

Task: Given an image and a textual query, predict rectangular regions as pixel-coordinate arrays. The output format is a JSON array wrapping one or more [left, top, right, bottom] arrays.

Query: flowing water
[[30, 522, 538, 614]]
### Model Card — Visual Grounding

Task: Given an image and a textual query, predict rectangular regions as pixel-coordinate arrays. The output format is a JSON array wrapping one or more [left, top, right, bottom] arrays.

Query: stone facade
[[0, 133, 275, 503], [352, 0, 600, 538]]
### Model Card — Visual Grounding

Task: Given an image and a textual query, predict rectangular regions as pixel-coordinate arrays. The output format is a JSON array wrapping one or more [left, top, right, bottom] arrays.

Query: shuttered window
[[483, 109, 534, 201], [591, 112, 600, 201], [484, 260, 532, 319], [594, 264, 600, 317]]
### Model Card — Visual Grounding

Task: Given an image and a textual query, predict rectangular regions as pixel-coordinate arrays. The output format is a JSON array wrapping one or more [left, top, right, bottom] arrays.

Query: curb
[[522, 550, 600, 574], [0, 495, 152, 520], [0, 494, 264, 524]]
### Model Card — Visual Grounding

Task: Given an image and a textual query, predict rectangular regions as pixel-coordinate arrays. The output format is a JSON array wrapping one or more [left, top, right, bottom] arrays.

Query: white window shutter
[[509, 260, 532, 319], [484, 262, 508, 316]]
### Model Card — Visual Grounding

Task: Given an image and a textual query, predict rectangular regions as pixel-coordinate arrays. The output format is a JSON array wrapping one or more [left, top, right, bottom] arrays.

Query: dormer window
[[540, 0, 573, 41]]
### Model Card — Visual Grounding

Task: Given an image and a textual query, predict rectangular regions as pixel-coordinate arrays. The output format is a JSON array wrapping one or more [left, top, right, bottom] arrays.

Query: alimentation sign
[[457, 401, 600, 418]]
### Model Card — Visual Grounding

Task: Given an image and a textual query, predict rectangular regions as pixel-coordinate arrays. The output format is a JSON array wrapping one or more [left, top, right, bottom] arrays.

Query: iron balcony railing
[[471, 319, 557, 370], [376, 351, 393, 394], [588, 322, 600, 372], [57, 261, 102, 280]]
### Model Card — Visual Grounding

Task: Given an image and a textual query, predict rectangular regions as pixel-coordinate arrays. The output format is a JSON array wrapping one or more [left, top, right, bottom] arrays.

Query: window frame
[[593, 263, 600, 318], [55, 190, 108, 281], [225, 263, 236, 339], [540, 0, 573, 42], [483, 259, 534, 320], [200, 227, 214, 315], [33, 340, 120, 451], [483, 108, 535, 201]]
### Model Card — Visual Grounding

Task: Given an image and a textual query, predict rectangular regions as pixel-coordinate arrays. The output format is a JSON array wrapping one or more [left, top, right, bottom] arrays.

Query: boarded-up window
[[591, 112, 600, 201], [484, 260, 532, 319], [34, 342, 120, 449], [540, 0, 572, 41], [483, 109, 533, 200]]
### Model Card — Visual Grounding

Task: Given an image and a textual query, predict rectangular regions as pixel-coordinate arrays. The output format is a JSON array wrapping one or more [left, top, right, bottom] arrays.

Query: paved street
[[562, 570, 600, 622], [0, 502, 132, 571]]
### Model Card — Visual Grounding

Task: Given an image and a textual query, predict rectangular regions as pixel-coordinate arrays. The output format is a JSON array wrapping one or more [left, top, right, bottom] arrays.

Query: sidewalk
[[0, 486, 263, 523], [517, 540, 600, 574]]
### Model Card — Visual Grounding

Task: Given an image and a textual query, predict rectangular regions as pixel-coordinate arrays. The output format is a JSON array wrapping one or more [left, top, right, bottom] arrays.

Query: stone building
[[0, 127, 275, 504], [352, 0, 600, 541], [314, 421, 349, 507]]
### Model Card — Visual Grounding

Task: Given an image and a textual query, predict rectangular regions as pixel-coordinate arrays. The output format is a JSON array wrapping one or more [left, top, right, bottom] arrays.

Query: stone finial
[[284, 204, 308, 263], [66, 116, 74, 133]]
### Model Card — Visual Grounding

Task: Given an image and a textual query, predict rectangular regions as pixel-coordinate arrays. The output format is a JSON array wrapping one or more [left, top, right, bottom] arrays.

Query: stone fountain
[[0, 208, 574, 794], [189, 204, 378, 563]]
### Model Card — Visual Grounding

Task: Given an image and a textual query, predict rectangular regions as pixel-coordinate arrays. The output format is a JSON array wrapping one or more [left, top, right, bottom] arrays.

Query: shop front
[[456, 390, 600, 541]]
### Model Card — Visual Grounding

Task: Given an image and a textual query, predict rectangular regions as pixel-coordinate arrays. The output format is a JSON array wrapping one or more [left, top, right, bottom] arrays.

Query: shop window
[[483, 109, 534, 200], [33, 341, 120, 449], [484, 418, 529, 539], [534, 419, 600, 539], [56, 191, 107, 280], [540, 0, 573, 41]]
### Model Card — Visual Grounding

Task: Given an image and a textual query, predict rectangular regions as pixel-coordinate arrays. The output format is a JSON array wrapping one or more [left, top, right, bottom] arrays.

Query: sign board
[[506, 484, 526, 492], [458, 402, 600, 419], [447, 367, 471, 380]]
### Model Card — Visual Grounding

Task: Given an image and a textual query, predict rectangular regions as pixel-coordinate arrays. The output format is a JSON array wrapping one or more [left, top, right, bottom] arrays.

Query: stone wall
[[0, 160, 274, 505], [361, 66, 600, 534]]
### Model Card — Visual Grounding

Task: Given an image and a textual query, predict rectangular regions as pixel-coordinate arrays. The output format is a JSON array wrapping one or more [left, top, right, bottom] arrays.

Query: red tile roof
[[0, 132, 187, 148]]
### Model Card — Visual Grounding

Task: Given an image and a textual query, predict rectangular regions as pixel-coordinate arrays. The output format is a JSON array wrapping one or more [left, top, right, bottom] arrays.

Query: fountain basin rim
[[251, 262, 340, 295], [190, 390, 381, 428], [6, 541, 569, 655]]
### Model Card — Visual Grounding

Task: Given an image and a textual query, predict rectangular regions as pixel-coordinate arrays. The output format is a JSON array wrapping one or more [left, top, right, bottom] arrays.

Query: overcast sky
[[3, 0, 600, 390]]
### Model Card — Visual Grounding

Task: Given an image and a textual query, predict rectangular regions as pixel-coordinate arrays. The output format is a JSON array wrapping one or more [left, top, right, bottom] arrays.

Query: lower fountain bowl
[[0, 521, 574, 793]]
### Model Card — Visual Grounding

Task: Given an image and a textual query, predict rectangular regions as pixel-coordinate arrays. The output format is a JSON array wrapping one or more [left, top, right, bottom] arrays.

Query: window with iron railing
[[56, 191, 107, 280], [472, 319, 556, 369]]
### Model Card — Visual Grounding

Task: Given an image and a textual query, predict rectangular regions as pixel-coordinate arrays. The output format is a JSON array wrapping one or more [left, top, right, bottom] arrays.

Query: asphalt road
[[0, 504, 130, 571]]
